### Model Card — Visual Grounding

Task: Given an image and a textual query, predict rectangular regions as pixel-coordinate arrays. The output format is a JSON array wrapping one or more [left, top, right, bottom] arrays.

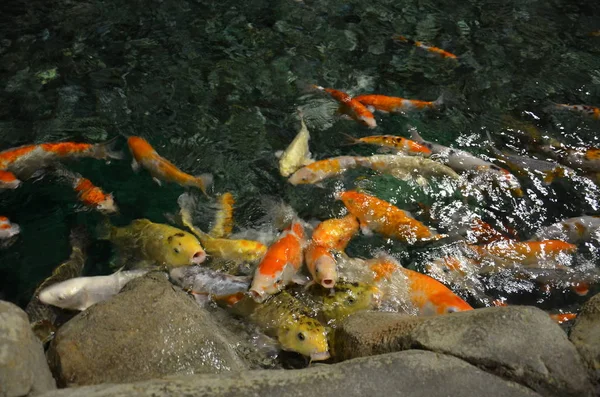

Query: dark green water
[[0, 0, 599, 312]]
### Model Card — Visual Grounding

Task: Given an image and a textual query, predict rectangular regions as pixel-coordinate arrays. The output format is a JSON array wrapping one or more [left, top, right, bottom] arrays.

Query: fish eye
[[347, 297, 356, 305], [442, 267, 450, 274], [315, 267, 320, 274], [173, 247, 180, 254], [297, 332, 305, 341], [446, 307, 458, 313]]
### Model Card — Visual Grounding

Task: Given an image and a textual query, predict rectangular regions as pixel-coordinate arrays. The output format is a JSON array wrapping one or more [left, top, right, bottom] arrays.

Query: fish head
[[38, 279, 86, 310], [426, 291, 474, 315], [288, 167, 321, 185], [277, 316, 330, 361], [313, 254, 338, 288], [358, 114, 377, 129], [127, 136, 154, 158], [96, 194, 118, 214], [164, 231, 207, 266], [321, 281, 380, 323], [248, 272, 284, 302]]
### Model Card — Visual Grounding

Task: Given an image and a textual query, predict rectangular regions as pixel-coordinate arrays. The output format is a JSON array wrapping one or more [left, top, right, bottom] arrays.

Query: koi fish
[[0, 216, 20, 240], [177, 193, 267, 265], [127, 136, 213, 197], [305, 243, 337, 288], [50, 165, 117, 214], [393, 34, 458, 59], [223, 290, 330, 361], [353, 94, 444, 113], [311, 85, 377, 128], [411, 127, 523, 196], [549, 312, 577, 324], [0, 138, 123, 181], [276, 110, 314, 177], [356, 154, 460, 181], [311, 214, 359, 252], [169, 266, 251, 304], [549, 103, 600, 120], [531, 216, 600, 244], [343, 133, 432, 156], [210, 192, 235, 238], [287, 156, 362, 185], [337, 190, 445, 245], [249, 221, 306, 302], [0, 170, 21, 189], [538, 141, 600, 173], [468, 239, 577, 267], [38, 269, 149, 311], [452, 218, 513, 244]]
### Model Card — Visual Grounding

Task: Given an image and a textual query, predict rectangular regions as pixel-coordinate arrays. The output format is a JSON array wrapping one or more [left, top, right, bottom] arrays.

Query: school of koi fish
[[7, 32, 600, 363]]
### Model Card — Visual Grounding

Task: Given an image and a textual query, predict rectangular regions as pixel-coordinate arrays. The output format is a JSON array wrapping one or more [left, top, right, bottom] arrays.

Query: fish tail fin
[[176, 192, 209, 240], [94, 136, 124, 161], [407, 124, 425, 143], [339, 132, 361, 146], [433, 91, 457, 108], [192, 173, 213, 198], [96, 217, 113, 240]]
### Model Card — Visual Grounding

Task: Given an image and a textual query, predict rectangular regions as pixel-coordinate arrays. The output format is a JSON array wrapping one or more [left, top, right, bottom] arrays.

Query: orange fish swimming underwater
[[353, 94, 444, 113], [469, 239, 577, 267], [337, 190, 444, 245], [311, 85, 377, 128], [0, 170, 21, 189], [127, 136, 213, 197], [550, 103, 600, 120], [343, 134, 432, 156], [0, 139, 123, 183], [393, 35, 458, 60], [249, 221, 306, 302], [51, 166, 118, 214]]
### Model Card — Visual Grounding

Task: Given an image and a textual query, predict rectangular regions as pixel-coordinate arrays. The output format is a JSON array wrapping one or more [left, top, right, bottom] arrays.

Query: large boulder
[[46, 272, 247, 387], [0, 301, 56, 397], [569, 292, 600, 390], [334, 307, 593, 397], [37, 350, 541, 397]]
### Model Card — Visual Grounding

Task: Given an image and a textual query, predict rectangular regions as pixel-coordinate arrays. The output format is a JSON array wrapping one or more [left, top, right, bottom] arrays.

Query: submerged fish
[[127, 136, 213, 197], [343, 134, 432, 156], [277, 111, 314, 177], [317, 281, 380, 324], [538, 142, 600, 173], [26, 226, 88, 343], [38, 269, 149, 311], [356, 154, 460, 181], [531, 216, 600, 244], [50, 165, 117, 214], [0, 170, 21, 189], [0, 138, 123, 181], [249, 221, 305, 302], [468, 239, 577, 267], [209, 192, 235, 238], [169, 266, 250, 303], [353, 94, 444, 113], [337, 190, 445, 245], [177, 193, 267, 265], [311, 85, 376, 128], [224, 290, 330, 361], [393, 34, 458, 59], [305, 243, 337, 289], [98, 218, 206, 269], [0, 216, 20, 241], [287, 156, 362, 185], [549, 103, 600, 120]]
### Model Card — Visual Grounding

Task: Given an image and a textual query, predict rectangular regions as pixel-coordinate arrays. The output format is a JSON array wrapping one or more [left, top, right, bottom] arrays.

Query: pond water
[[0, 0, 599, 321]]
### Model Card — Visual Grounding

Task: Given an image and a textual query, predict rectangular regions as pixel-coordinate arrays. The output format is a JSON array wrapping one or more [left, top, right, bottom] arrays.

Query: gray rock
[[570, 292, 600, 390], [46, 272, 247, 387], [0, 301, 56, 397], [335, 307, 594, 397], [38, 350, 541, 397]]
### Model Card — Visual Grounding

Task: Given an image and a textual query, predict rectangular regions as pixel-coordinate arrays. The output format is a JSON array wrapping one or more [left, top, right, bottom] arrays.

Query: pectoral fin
[[131, 158, 141, 172]]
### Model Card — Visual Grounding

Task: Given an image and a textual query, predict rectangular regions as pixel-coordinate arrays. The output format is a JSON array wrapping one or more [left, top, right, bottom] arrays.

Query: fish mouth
[[310, 351, 331, 361], [321, 279, 335, 288], [248, 289, 266, 303], [191, 251, 207, 264]]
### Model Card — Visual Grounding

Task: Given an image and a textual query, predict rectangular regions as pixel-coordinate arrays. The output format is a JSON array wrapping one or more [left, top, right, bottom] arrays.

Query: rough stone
[[334, 307, 594, 397], [46, 272, 247, 387], [38, 350, 541, 397], [0, 301, 56, 397], [569, 292, 600, 392]]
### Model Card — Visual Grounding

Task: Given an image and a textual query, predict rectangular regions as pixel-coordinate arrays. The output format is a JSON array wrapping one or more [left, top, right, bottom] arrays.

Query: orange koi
[[249, 221, 305, 302], [393, 35, 458, 59], [469, 239, 577, 266], [337, 190, 444, 245], [210, 192, 235, 238], [549, 313, 577, 324], [305, 243, 337, 288], [127, 136, 213, 197], [343, 133, 432, 156], [50, 165, 117, 214], [552, 103, 600, 120], [0, 170, 21, 189], [0, 138, 122, 181], [353, 94, 443, 113], [287, 156, 362, 185], [0, 216, 20, 240], [311, 85, 376, 128]]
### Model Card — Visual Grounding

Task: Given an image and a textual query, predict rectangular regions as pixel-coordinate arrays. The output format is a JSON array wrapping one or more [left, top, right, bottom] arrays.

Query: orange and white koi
[[210, 192, 235, 238], [539, 141, 600, 173], [531, 216, 600, 244], [127, 136, 213, 197], [393, 35, 458, 60], [51, 166, 117, 214], [353, 94, 444, 114], [337, 190, 445, 245], [0, 170, 21, 189], [367, 255, 473, 315], [0, 138, 123, 181], [468, 239, 577, 267], [311, 85, 377, 128], [287, 155, 362, 185], [356, 154, 460, 181], [343, 134, 432, 156], [0, 216, 20, 240], [249, 221, 305, 302], [550, 103, 600, 120], [304, 214, 359, 288]]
